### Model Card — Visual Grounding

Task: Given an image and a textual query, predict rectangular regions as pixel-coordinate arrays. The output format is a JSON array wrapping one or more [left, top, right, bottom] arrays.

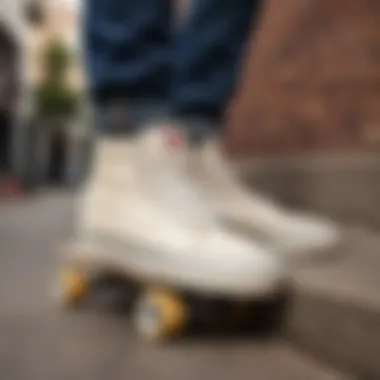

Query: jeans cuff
[[93, 98, 170, 136], [127, 99, 171, 131], [171, 115, 220, 145]]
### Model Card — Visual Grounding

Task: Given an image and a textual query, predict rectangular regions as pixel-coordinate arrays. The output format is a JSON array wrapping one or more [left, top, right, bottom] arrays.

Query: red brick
[[226, 0, 380, 157]]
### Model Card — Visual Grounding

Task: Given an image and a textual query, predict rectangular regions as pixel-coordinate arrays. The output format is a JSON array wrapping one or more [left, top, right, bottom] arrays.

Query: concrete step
[[0, 313, 350, 380], [285, 227, 380, 379], [241, 153, 380, 227], [112, 339, 351, 380]]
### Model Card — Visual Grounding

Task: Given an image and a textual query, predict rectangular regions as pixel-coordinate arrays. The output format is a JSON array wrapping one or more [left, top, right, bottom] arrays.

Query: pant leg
[[171, 0, 263, 130], [84, 0, 172, 103]]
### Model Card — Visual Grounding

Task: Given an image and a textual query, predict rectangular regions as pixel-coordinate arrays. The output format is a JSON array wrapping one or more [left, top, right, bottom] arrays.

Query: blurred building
[[2, 0, 380, 191], [24, 0, 88, 188], [0, 0, 30, 186], [0, 0, 87, 189]]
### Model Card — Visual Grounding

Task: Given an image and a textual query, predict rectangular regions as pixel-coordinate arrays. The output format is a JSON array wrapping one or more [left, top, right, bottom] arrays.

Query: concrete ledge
[[283, 227, 380, 379], [238, 153, 380, 227]]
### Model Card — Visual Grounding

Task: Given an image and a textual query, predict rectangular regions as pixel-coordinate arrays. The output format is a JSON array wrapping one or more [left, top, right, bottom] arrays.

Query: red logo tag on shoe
[[166, 129, 187, 150]]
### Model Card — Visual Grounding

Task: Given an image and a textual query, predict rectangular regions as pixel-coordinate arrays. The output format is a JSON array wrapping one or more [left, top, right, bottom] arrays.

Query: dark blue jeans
[[84, 0, 262, 135]]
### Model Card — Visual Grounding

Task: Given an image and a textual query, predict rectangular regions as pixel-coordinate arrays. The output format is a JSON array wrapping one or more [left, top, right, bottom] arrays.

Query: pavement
[[0, 191, 348, 380]]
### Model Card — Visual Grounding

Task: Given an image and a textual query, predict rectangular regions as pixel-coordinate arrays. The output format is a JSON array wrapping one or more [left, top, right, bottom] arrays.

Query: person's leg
[[83, 0, 172, 133], [83, 0, 260, 137], [171, 0, 262, 141]]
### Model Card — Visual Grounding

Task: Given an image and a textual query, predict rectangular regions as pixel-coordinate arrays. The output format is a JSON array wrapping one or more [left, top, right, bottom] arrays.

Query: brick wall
[[226, 0, 380, 157]]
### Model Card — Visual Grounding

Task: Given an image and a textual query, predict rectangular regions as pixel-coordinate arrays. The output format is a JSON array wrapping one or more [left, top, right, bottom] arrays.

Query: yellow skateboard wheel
[[55, 267, 89, 308], [134, 288, 187, 342]]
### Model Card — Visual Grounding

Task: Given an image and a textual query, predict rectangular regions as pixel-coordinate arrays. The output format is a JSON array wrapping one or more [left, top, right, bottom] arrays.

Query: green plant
[[42, 38, 72, 82], [36, 38, 79, 119], [35, 84, 79, 118]]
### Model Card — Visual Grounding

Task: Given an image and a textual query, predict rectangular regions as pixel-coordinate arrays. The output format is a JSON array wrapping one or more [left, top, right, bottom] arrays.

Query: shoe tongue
[[137, 126, 217, 229]]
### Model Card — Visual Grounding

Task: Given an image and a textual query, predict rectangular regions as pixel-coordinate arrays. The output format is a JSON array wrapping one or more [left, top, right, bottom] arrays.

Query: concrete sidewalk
[[0, 192, 348, 380]]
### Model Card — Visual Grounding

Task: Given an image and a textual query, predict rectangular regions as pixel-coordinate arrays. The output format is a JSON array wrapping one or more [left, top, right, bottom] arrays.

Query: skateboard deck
[[54, 241, 284, 342]]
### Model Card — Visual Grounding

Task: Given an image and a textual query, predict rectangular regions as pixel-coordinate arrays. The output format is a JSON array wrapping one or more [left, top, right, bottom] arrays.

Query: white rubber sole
[[58, 235, 285, 300]]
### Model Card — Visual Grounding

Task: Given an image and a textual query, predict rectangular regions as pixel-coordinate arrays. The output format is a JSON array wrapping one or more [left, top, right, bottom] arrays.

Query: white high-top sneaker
[[73, 126, 284, 298], [190, 139, 341, 258]]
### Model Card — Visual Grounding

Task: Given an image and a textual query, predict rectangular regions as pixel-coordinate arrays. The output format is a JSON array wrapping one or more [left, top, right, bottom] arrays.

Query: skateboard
[[53, 242, 284, 342]]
